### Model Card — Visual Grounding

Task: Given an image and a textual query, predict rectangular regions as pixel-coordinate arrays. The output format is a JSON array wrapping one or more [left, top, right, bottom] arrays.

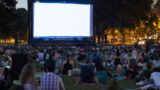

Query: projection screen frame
[[29, 1, 94, 44]]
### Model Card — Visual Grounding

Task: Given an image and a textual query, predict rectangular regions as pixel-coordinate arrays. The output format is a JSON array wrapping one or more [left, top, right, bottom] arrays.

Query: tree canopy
[[94, 0, 159, 43], [0, 0, 28, 43]]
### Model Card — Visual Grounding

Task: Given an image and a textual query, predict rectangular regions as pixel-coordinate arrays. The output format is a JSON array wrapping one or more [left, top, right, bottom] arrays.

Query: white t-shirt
[[150, 72, 160, 87]]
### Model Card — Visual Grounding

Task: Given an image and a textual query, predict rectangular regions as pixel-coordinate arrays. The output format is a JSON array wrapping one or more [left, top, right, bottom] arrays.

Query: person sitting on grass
[[150, 67, 160, 88], [141, 62, 153, 80], [135, 62, 153, 85], [76, 57, 100, 85], [19, 64, 36, 90], [41, 61, 65, 90], [139, 67, 160, 90], [127, 51, 137, 67], [124, 64, 138, 80], [61, 54, 74, 75], [44, 51, 58, 73]]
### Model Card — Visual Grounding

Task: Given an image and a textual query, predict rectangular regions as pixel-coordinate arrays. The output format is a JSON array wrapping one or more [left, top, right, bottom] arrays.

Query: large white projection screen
[[33, 3, 93, 39]]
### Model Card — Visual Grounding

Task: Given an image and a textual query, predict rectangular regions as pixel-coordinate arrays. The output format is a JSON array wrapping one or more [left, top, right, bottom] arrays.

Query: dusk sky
[[16, 0, 28, 10], [16, 0, 158, 10]]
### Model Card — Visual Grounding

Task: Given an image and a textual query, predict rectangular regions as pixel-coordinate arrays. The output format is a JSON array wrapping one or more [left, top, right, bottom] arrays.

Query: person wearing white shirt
[[150, 68, 160, 88], [37, 50, 44, 61]]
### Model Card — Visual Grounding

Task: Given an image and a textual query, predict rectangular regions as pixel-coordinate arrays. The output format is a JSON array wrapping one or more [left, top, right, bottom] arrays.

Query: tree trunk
[[105, 34, 107, 44], [122, 33, 125, 44], [97, 34, 100, 43], [101, 35, 105, 43], [111, 29, 115, 43], [157, 33, 159, 41]]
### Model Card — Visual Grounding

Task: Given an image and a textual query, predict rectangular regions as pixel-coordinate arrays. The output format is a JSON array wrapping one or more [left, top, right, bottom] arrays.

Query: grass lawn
[[62, 76, 140, 90], [33, 62, 141, 90]]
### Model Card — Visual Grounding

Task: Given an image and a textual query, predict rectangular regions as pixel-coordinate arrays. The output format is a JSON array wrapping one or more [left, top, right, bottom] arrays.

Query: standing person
[[19, 64, 36, 90], [41, 61, 65, 90]]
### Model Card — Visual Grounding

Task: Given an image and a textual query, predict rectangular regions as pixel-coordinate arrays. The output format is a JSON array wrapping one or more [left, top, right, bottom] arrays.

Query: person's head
[[107, 81, 122, 90], [49, 51, 58, 60], [19, 64, 35, 85], [66, 54, 71, 60], [11, 85, 24, 90], [45, 61, 55, 72]]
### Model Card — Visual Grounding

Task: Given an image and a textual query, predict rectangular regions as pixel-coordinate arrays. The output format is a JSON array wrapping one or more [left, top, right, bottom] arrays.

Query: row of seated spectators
[[0, 45, 159, 90]]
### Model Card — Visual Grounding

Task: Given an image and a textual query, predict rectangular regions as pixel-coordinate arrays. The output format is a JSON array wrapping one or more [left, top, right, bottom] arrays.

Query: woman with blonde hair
[[19, 64, 36, 90]]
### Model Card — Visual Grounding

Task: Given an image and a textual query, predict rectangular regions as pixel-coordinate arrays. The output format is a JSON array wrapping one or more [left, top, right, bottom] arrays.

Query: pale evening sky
[[16, 0, 158, 10], [16, 0, 28, 10]]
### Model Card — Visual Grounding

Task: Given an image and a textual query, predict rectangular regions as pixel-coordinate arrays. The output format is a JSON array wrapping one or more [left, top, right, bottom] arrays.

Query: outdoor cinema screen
[[33, 2, 93, 40]]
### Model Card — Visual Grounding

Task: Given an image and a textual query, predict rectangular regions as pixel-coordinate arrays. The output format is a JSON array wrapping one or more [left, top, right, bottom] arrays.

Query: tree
[[94, 0, 154, 43], [11, 8, 28, 43], [0, 0, 17, 41]]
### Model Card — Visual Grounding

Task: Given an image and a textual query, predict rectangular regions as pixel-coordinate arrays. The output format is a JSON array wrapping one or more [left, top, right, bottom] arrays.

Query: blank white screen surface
[[33, 3, 92, 38]]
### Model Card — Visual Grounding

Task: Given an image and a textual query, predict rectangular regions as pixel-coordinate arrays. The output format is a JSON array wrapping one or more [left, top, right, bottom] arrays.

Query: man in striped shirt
[[41, 61, 65, 90]]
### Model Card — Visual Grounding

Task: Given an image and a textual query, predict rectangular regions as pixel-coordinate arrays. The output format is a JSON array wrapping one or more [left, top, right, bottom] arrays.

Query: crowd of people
[[0, 44, 160, 90]]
